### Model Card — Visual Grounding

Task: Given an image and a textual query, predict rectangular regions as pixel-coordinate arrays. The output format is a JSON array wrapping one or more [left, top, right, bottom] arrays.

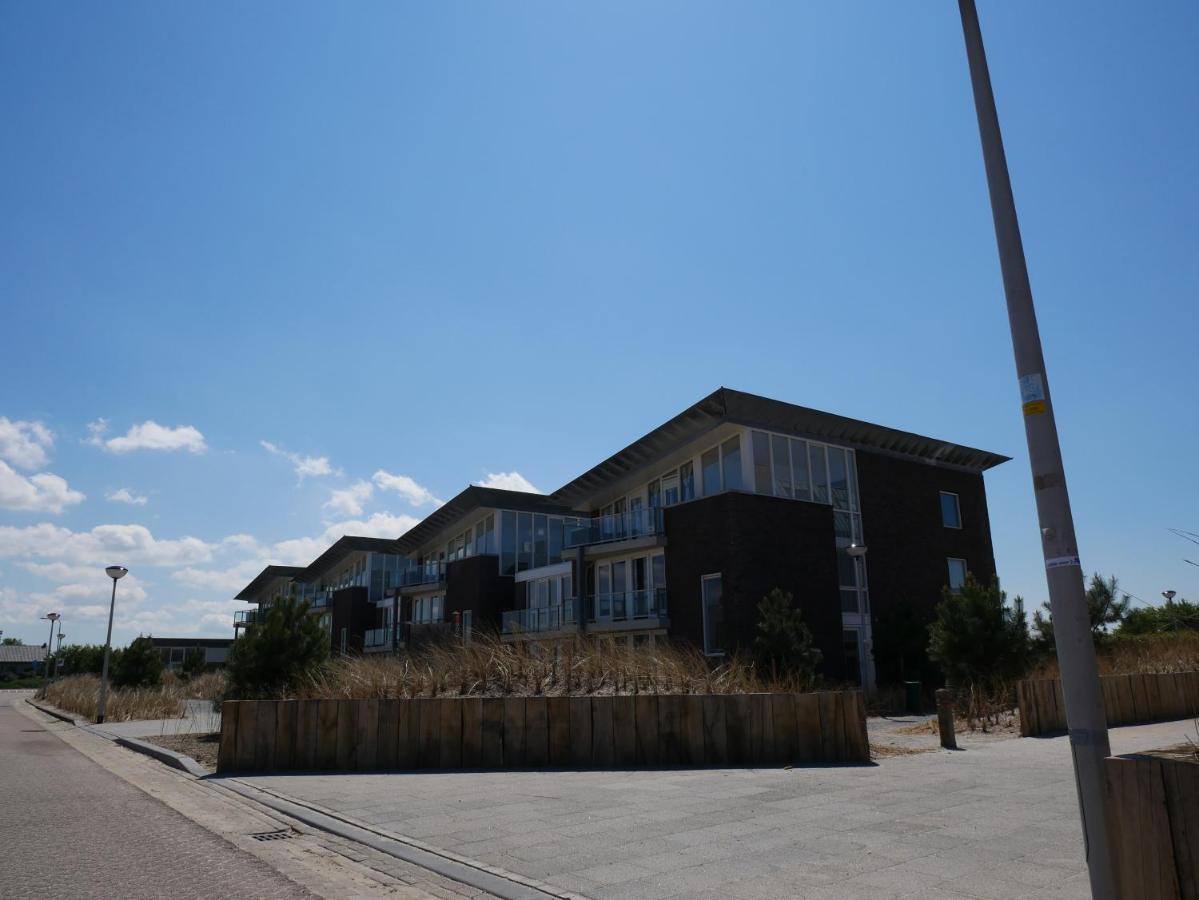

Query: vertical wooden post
[[936, 688, 958, 750]]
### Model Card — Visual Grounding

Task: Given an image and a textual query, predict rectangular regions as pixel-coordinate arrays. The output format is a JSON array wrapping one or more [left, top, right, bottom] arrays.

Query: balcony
[[563, 508, 664, 549], [502, 589, 668, 636], [364, 626, 394, 650], [399, 562, 447, 588], [233, 608, 264, 627]]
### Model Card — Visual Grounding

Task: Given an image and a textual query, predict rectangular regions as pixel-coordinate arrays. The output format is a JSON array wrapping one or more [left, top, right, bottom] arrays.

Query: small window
[[702, 573, 725, 655], [940, 491, 962, 529], [947, 558, 968, 592]]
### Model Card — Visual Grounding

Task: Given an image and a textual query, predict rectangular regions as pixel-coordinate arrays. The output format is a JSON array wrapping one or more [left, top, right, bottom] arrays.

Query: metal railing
[[502, 589, 667, 634], [563, 508, 664, 549]]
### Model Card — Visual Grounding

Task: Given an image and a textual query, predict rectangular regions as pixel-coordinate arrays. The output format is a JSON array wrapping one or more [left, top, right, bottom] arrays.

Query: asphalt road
[[0, 693, 312, 899]]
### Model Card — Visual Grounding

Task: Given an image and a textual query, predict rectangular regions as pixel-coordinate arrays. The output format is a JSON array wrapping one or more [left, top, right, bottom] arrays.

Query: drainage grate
[[249, 830, 295, 842]]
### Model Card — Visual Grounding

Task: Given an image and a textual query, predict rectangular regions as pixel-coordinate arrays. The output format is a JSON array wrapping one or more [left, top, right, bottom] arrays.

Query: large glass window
[[810, 444, 829, 504], [828, 447, 849, 510], [947, 558, 968, 592], [548, 517, 563, 563], [752, 431, 772, 494], [533, 514, 548, 568], [517, 512, 533, 572], [771, 434, 792, 498], [701, 447, 721, 497], [679, 461, 695, 502], [940, 492, 962, 529], [702, 574, 725, 655], [721, 436, 743, 491], [651, 553, 666, 591], [791, 438, 810, 500], [500, 511, 517, 575], [647, 478, 661, 509]]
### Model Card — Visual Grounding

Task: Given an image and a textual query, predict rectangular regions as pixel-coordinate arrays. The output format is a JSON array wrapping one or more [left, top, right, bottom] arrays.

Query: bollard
[[935, 688, 958, 750]]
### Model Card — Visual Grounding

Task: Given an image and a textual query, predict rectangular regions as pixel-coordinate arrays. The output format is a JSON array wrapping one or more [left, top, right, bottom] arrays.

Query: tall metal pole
[[97, 576, 119, 724], [956, 2, 1114, 896], [40, 615, 58, 693]]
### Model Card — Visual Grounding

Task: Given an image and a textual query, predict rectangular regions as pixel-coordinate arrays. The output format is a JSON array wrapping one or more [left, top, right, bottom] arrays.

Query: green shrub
[[112, 635, 163, 688], [753, 588, 822, 683], [225, 594, 329, 699], [58, 643, 108, 675], [1032, 573, 1130, 651], [1118, 599, 1198, 636], [928, 576, 1030, 691]]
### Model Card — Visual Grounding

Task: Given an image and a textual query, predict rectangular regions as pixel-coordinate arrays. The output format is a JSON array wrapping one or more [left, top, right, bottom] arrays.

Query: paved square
[[235, 719, 1193, 899]]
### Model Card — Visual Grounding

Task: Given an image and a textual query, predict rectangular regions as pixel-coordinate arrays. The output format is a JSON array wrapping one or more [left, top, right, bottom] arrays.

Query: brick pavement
[[236, 718, 1195, 899]]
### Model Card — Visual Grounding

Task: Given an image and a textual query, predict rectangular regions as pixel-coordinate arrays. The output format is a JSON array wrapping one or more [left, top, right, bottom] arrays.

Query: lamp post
[[96, 565, 128, 724], [40, 612, 60, 693], [956, 2, 1114, 895], [56, 633, 66, 678]]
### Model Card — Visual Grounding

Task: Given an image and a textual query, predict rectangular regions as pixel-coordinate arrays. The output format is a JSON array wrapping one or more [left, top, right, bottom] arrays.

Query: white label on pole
[[1046, 555, 1080, 569], [1019, 373, 1045, 404]]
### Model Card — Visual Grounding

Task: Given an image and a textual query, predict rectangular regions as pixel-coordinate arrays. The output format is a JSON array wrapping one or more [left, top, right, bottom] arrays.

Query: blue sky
[[1, 1, 1195, 646]]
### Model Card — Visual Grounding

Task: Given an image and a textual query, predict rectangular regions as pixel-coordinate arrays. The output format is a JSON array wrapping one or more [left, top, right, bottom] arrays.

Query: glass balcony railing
[[364, 626, 393, 649], [501, 589, 667, 634], [400, 562, 447, 587], [563, 508, 664, 549], [233, 608, 264, 626]]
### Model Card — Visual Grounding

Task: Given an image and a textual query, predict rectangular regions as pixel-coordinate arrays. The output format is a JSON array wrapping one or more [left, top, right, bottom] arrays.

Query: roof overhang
[[395, 486, 577, 555], [550, 387, 1010, 506], [300, 536, 403, 582], [234, 565, 307, 602]]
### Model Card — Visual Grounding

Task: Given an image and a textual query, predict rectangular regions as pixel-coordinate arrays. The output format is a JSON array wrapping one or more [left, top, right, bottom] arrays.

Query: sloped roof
[[233, 565, 307, 602], [0, 645, 47, 663], [550, 387, 1010, 506], [300, 536, 403, 581], [395, 486, 576, 555]]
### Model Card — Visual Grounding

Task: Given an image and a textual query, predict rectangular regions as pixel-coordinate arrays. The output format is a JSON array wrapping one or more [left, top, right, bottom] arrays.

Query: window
[[517, 512, 533, 572], [810, 444, 829, 503], [533, 514, 548, 568], [548, 517, 563, 563], [702, 574, 725, 655], [828, 448, 849, 510], [940, 491, 962, 529], [947, 558, 968, 592], [647, 478, 661, 509], [791, 438, 810, 500], [721, 435, 743, 491], [500, 511, 517, 575], [679, 461, 695, 502], [771, 434, 792, 498], [701, 447, 721, 497], [752, 431, 772, 494], [843, 630, 863, 686]]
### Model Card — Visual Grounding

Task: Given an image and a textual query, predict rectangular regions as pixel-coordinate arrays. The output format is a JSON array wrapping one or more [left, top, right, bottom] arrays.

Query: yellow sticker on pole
[[1019, 373, 1046, 416]]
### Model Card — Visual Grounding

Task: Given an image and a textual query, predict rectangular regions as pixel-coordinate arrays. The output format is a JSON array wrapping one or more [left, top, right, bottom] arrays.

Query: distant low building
[[0, 644, 47, 676], [149, 637, 234, 671]]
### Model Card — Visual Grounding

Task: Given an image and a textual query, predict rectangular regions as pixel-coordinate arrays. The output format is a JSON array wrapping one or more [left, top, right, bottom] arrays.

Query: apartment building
[[233, 388, 1006, 686]]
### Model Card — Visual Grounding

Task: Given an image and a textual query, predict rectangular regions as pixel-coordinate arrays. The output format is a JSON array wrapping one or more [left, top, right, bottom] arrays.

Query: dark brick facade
[[662, 492, 845, 681], [855, 450, 998, 685], [330, 586, 374, 654], [445, 554, 515, 635]]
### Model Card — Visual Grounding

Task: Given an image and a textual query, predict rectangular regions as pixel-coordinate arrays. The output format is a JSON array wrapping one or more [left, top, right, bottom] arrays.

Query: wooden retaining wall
[[216, 691, 869, 774], [1105, 751, 1199, 899], [1017, 672, 1199, 737]]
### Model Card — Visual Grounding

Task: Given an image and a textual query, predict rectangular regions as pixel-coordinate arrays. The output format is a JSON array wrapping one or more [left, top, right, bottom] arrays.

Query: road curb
[[217, 779, 580, 900], [111, 734, 211, 778], [25, 697, 85, 726]]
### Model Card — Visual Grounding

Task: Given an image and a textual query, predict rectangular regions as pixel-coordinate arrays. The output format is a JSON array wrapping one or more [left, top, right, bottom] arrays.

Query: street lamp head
[[105, 565, 129, 580], [42, 612, 60, 621], [1162, 590, 1176, 603], [846, 544, 868, 559]]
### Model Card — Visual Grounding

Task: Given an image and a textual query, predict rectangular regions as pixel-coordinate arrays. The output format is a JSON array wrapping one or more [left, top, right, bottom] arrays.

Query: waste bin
[[904, 681, 922, 715]]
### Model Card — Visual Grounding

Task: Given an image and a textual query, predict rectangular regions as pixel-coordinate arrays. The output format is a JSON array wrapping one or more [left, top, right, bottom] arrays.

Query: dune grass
[[42, 674, 187, 722], [1030, 632, 1199, 680]]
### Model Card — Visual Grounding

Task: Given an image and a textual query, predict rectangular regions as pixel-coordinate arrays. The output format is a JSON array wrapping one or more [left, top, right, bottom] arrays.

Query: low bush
[[112, 635, 163, 688]]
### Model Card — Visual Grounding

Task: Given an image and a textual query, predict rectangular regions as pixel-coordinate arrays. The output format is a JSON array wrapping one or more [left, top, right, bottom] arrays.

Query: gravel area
[[142, 731, 219, 772]]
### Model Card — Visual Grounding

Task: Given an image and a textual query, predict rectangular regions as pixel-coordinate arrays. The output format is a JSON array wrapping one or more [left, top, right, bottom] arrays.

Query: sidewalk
[[230, 718, 1194, 900]]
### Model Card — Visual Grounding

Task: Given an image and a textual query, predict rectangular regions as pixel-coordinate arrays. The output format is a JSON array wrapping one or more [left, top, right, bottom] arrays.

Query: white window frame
[[940, 491, 962, 529], [701, 572, 724, 657]]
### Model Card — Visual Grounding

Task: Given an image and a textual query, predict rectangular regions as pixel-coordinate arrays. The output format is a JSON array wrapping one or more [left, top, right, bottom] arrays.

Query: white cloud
[[94, 420, 207, 454], [0, 417, 54, 470], [324, 480, 373, 517], [0, 522, 214, 567], [475, 471, 541, 493], [372, 470, 442, 507], [321, 511, 421, 541], [260, 440, 338, 480], [106, 487, 148, 506], [0, 461, 86, 514]]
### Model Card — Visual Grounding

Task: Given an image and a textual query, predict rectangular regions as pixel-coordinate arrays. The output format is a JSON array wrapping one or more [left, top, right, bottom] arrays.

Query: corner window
[[940, 491, 962, 529], [679, 461, 695, 502], [720, 436, 743, 491], [947, 558, 968, 592], [752, 431, 772, 494], [701, 573, 724, 655], [701, 447, 721, 497]]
